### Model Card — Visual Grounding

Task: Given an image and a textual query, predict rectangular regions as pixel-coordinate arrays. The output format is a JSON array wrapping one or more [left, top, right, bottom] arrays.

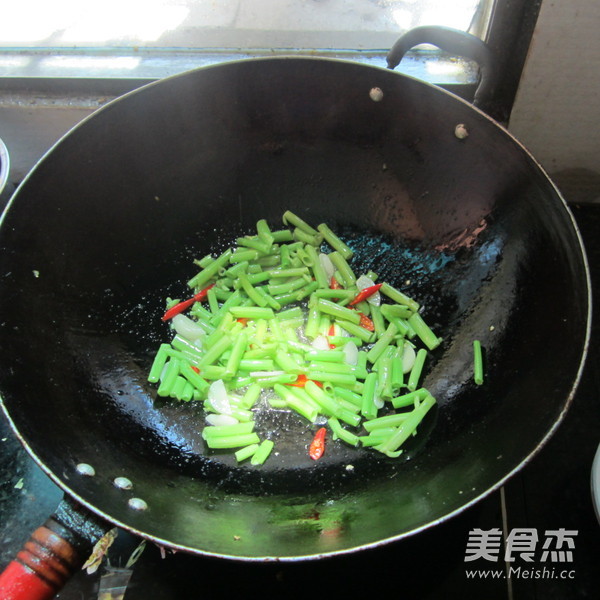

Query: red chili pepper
[[288, 374, 309, 387], [161, 283, 215, 321], [190, 366, 200, 374], [288, 374, 323, 388], [309, 427, 327, 460], [349, 283, 382, 306], [327, 324, 337, 349], [330, 276, 343, 290], [358, 312, 375, 331], [237, 318, 249, 326]]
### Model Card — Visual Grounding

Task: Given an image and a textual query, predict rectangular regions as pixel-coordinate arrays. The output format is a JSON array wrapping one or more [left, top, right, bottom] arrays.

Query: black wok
[[0, 37, 590, 599]]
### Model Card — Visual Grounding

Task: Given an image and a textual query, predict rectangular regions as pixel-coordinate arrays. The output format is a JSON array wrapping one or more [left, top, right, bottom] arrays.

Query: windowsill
[[0, 47, 478, 84]]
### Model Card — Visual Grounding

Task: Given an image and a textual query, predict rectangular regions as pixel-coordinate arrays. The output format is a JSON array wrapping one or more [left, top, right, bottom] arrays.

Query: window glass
[[0, 1, 493, 78], [0, 0, 493, 50]]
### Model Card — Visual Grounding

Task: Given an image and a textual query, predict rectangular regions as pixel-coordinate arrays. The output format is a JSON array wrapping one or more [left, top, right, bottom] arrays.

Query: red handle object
[[0, 498, 109, 600]]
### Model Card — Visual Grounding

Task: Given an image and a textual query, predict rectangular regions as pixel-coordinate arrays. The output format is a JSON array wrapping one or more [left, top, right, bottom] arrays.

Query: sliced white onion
[[206, 413, 239, 427], [312, 335, 330, 351], [343, 340, 359, 366], [319, 253, 335, 280], [171, 314, 205, 343], [374, 395, 385, 409], [402, 343, 416, 374], [356, 274, 381, 306], [207, 379, 232, 414]]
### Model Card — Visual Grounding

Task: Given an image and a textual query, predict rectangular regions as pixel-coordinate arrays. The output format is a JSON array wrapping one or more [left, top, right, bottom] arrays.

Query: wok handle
[[386, 25, 497, 111], [0, 496, 110, 600]]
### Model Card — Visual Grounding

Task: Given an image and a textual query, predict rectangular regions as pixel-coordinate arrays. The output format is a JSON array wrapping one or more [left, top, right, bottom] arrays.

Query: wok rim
[[0, 55, 592, 561]]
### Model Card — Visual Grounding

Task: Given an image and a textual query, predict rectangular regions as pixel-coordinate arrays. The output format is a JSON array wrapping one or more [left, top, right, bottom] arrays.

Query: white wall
[[509, 0, 600, 178]]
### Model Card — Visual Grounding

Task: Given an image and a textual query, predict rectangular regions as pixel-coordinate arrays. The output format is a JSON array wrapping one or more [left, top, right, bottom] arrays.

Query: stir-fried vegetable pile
[[147, 211, 443, 466]]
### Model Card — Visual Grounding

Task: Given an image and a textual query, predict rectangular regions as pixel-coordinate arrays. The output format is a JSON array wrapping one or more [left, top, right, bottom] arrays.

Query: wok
[[0, 28, 590, 599]]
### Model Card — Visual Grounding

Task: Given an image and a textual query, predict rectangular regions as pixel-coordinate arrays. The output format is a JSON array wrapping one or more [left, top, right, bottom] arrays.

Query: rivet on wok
[[369, 87, 384, 102], [76, 463, 96, 477], [454, 123, 469, 139], [128, 497, 148, 511], [113, 476, 133, 490]]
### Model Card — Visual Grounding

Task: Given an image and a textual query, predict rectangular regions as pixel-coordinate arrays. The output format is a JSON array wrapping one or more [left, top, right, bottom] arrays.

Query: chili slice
[[287, 374, 323, 388], [161, 284, 215, 321], [349, 283, 383, 306], [358, 312, 375, 331], [327, 324, 337, 349], [329, 276, 343, 290], [309, 427, 327, 460]]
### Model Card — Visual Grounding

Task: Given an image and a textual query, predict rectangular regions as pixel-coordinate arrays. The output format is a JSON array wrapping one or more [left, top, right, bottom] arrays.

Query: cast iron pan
[[0, 28, 590, 599]]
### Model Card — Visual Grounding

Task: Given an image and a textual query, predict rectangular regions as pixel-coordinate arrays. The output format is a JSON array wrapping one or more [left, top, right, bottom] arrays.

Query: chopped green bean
[[336, 319, 377, 343], [202, 422, 255, 439], [407, 348, 428, 391], [359, 428, 397, 446], [316, 298, 361, 324], [332, 386, 363, 408], [198, 334, 232, 367], [235, 443, 260, 462], [252, 373, 298, 386], [148, 344, 170, 383], [317, 223, 353, 259], [366, 322, 398, 364], [187, 248, 232, 289], [229, 306, 275, 320], [379, 282, 420, 312], [204, 432, 261, 449], [295, 281, 319, 301], [251, 439, 275, 465], [374, 394, 436, 457], [407, 312, 442, 350], [239, 383, 262, 409], [306, 371, 357, 387], [271, 229, 294, 242], [157, 359, 180, 397], [328, 417, 360, 446], [230, 249, 258, 264], [380, 303, 414, 320], [195, 254, 215, 269], [224, 332, 248, 377], [309, 361, 355, 375], [361, 372, 379, 420], [363, 412, 411, 432], [473, 340, 484, 385], [282, 210, 319, 236], [391, 388, 429, 409], [169, 375, 187, 399], [274, 347, 304, 374], [238, 359, 275, 371], [390, 346, 404, 394], [267, 277, 307, 296], [328, 251, 356, 287], [304, 244, 329, 288]]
